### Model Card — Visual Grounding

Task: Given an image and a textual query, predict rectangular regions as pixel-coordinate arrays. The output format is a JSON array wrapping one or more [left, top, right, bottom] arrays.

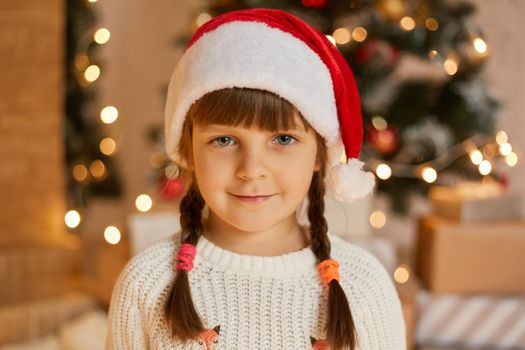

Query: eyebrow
[[197, 124, 307, 133]]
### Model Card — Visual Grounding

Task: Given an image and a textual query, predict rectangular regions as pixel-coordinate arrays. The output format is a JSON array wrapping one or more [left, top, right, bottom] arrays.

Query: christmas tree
[[157, 0, 512, 214], [65, 0, 122, 211]]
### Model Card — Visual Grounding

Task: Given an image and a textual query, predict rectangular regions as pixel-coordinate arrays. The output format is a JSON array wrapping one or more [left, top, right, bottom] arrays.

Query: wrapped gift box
[[415, 290, 525, 349], [415, 215, 525, 294], [429, 182, 522, 223]]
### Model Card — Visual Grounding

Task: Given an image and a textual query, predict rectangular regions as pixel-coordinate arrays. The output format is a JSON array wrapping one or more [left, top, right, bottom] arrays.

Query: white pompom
[[326, 158, 376, 203]]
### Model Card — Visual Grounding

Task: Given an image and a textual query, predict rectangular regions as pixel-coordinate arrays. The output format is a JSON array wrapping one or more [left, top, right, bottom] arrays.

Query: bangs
[[186, 87, 312, 132]]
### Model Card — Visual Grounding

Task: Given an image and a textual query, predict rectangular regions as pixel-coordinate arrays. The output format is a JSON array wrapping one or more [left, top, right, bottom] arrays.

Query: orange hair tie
[[317, 259, 340, 286]]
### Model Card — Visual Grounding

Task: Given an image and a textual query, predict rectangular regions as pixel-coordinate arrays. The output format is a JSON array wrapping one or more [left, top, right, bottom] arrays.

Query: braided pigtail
[[308, 169, 357, 350], [164, 181, 206, 343]]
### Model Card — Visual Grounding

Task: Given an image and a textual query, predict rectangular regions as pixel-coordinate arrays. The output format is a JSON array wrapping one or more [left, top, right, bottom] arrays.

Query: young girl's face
[[190, 114, 320, 233]]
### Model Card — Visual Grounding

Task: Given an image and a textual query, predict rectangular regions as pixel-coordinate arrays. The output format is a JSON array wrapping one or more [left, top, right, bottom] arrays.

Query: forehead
[[195, 120, 309, 133]]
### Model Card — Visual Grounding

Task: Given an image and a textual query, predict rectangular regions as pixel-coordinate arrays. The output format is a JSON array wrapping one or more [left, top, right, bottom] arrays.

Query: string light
[[478, 160, 492, 175], [94, 28, 110, 44], [495, 131, 508, 145], [444, 56, 458, 75], [421, 166, 437, 183], [376, 163, 392, 180], [394, 265, 410, 284], [69, 2, 119, 227], [135, 194, 153, 212], [64, 210, 81, 228], [90, 159, 106, 179], [469, 149, 483, 165], [372, 116, 388, 130], [369, 132, 520, 182], [332, 28, 351, 45], [425, 18, 439, 31], [473, 37, 488, 54], [399, 16, 416, 31], [100, 137, 117, 155], [351, 27, 367, 42], [499, 142, 512, 156], [506, 152, 518, 167], [100, 106, 119, 124], [72, 164, 88, 182], [428, 49, 439, 60], [104, 226, 121, 245], [369, 211, 386, 228], [84, 64, 100, 82]]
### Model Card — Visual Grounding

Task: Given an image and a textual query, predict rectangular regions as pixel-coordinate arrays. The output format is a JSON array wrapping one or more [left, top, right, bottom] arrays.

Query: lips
[[233, 193, 274, 197], [229, 193, 275, 203]]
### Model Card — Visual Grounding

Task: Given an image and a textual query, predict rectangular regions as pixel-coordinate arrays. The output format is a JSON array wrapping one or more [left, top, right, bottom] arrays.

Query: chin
[[226, 215, 278, 232]]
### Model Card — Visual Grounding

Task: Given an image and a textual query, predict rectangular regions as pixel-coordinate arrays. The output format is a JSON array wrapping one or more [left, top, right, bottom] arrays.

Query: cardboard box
[[429, 184, 522, 223], [415, 215, 525, 294]]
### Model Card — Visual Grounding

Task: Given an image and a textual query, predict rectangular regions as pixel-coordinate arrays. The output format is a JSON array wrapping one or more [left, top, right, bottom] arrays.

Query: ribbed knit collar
[[195, 233, 338, 274]]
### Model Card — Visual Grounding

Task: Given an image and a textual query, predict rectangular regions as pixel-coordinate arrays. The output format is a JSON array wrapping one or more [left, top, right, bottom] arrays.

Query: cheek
[[192, 147, 232, 194], [276, 148, 317, 195]]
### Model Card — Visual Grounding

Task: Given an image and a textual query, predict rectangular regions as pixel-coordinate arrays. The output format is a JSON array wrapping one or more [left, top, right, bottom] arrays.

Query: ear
[[314, 158, 321, 171]]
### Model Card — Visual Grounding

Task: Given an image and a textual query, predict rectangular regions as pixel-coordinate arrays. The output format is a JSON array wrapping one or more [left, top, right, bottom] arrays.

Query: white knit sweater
[[106, 231, 406, 350]]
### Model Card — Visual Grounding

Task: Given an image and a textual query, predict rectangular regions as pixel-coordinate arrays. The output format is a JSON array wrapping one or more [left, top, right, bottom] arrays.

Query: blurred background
[[1, 0, 524, 349]]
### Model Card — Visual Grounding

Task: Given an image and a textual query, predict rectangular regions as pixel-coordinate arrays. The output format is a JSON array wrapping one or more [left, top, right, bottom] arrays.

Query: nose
[[235, 148, 267, 181]]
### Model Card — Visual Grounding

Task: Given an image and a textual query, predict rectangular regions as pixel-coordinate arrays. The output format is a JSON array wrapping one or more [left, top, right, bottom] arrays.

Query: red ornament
[[355, 39, 400, 66], [366, 122, 400, 155], [498, 173, 510, 190], [302, 0, 328, 8], [159, 176, 184, 200]]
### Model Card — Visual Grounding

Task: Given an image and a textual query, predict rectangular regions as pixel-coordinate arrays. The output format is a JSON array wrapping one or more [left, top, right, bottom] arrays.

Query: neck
[[202, 211, 310, 256]]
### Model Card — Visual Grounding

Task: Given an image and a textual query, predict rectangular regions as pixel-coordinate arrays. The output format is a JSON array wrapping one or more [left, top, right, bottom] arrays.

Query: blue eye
[[213, 136, 235, 147], [273, 134, 297, 146]]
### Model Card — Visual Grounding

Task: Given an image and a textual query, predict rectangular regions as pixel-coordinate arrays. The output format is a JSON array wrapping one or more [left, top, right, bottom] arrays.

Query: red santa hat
[[164, 8, 375, 203]]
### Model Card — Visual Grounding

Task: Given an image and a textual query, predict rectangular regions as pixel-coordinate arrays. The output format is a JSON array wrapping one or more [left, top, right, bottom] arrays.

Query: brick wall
[[0, 0, 66, 245]]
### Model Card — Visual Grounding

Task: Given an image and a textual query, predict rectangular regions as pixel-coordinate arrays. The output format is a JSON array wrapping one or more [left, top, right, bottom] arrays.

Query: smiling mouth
[[232, 193, 274, 197], [229, 193, 276, 203]]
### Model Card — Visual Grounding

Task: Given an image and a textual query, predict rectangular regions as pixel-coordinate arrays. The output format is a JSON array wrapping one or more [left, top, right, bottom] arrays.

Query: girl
[[106, 8, 406, 350]]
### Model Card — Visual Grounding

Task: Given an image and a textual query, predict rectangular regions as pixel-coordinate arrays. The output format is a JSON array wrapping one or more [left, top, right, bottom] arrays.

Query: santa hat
[[164, 8, 375, 203]]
